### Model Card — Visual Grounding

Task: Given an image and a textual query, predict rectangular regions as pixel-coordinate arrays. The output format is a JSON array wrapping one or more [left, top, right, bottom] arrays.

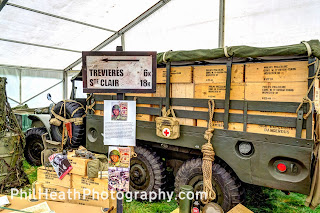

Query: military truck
[[27, 40, 320, 211]]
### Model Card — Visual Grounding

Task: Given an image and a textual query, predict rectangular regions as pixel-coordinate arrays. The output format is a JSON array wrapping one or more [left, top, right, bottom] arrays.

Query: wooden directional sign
[[82, 51, 157, 93]]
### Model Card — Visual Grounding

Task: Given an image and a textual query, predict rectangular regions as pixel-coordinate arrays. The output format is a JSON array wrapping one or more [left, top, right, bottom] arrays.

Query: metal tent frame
[[0, 0, 226, 103]]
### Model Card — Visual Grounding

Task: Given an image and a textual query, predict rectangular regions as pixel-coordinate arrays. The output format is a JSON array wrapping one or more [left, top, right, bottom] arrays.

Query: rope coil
[[224, 46, 230, 58], [162, 50, 172, 63], [201, 99, 216, 204]]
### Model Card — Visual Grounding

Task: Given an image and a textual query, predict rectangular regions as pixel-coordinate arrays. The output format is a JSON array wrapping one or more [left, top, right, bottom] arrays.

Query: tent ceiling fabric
[[0, 0, 158, 69]]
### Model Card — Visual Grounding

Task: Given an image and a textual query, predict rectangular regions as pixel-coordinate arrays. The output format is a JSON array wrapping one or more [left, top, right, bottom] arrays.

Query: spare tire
[[50, 101, 85, 148], [24, 127, 48, 166]]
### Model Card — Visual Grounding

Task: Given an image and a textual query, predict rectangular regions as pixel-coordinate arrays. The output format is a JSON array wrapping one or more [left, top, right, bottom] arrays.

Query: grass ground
[[21, 161, 320, 213]]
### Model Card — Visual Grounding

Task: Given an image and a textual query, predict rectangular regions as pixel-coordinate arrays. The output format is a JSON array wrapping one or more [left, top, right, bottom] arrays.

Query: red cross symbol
[[163, 128, 170, 137]]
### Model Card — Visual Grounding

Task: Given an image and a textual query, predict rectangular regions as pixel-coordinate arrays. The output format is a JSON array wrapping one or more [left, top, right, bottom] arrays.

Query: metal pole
[[0, 0, 8, 12], [20, 80, 63, 105], [64, 0, 171, 71], [7, 3, 116, 33], [63, 70, 68, 99], [218, 0, 225, 48], [121, 34, 125, 51], [19, 69, 22, 104], [0, 38, 82, 53]]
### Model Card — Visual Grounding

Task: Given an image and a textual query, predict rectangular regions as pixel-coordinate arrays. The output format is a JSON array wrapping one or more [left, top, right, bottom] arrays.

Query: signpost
[[82, 51, 157, 93], [82, 48, 156, 213]]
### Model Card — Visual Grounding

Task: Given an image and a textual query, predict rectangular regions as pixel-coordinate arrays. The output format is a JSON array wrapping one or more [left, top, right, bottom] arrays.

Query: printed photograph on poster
[[111, 102, 127, 121], [104, 100, 136, 146], [108, 167, 130, 192], [108, 146, 131, 168]]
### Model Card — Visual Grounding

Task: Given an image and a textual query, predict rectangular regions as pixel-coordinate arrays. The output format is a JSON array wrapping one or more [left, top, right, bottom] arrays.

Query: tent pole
[[218, 0, 225, 48], [63, 70, 68, 99], [0, 0, 8, 12]]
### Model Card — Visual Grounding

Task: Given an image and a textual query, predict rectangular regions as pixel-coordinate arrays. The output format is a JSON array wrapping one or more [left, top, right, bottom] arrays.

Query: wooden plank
[[247, 111, 297, 118], [245, 82, 308, 102], [153, 84, 166, 97], [247, 124, 306, 138], [157, 66, 193, 83], [194, 64, 244, 83], [34, 182, 69, 202], [37, 167, 71, 188], [67, 153, 90, 176], [136, 104, 154, 121], [71, 174, 108, 193], [125, 93, 153, 97], [69, 189, 114, 208], [195, 83, 245, 100], [197, 119, 243, 131], [228, 203, 253, 213], [245, 61, 309, 82], [172, 83, 196, 126]]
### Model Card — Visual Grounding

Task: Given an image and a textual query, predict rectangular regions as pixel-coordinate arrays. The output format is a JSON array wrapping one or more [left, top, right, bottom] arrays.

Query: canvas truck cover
[[157, 40, 320, 64]]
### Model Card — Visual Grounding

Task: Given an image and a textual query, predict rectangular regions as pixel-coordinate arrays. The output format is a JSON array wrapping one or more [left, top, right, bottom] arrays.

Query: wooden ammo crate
[[156, 66, 193, 83], [245, 82, 308, 102], [195, 83, 245, 100], [245, 61, 309, 82], [171, 83, 196, 126], [37, 167, 71, 188], [194, 64, 244, 83], [67, 152, 90, 176], [34, 182, 69, 202], [71, 174, 108, 193]]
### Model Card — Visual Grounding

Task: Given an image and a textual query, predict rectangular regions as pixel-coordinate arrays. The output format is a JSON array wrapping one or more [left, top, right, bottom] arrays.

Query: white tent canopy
[[0, 0, 319, 107]]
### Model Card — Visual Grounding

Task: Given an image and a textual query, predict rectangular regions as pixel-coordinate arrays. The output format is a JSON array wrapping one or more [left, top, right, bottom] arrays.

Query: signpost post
[[82, 48, 157, 213]]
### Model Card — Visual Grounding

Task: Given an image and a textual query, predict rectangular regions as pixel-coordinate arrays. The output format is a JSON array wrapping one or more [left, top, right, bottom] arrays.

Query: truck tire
[[24, 127, 48, 166], [130, 146, 166, 199], [174, 158, 243, 211], [50, 101, 85, 148]]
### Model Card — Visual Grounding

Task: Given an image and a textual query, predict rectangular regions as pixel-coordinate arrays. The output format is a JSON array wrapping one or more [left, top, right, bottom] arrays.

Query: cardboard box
[[37, 167, 71, 188], [193, 64, 244, 84], [71, 174, 108, 193]]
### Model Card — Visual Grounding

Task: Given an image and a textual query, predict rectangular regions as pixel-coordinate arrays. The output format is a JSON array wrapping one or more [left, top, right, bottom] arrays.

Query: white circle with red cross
[[162, 128, 171, 137]]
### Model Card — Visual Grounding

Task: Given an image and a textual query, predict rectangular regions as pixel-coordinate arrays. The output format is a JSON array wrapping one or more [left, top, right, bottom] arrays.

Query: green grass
[[21, 161, 320, 212]]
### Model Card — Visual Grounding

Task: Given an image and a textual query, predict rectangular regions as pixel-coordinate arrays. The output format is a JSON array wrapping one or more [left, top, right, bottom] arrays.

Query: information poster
[[108, 146, 130, 192], [104, 100, 136, 146]]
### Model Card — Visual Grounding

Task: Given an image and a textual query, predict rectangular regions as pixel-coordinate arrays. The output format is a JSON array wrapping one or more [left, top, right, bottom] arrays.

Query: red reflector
[[277, 163, 287, 172]]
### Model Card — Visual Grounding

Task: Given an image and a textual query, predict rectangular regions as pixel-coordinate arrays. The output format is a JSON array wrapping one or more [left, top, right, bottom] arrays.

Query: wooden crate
[[71, 174, 108, 193], [194, 64, 244, 84], [153, 84, 166, 97], [67, 153, 90, 176], [136, 104, 154, 121], [245, 61, 309, 82], [245, 82, 308, 102], [247, 124, 306, 138], [195, 107, 243, 130], [195, 83, 245, 100], [157, 66, 193, 83], [68, 189, 115, 208], [37, 167, 71, 188], [171, 83, 196, 126], [34, 182, 69, 202]]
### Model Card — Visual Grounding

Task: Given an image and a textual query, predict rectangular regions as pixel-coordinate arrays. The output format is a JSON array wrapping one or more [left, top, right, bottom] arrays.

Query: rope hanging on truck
[[296, 58, 320, 119], [201, 99, 216, 204]]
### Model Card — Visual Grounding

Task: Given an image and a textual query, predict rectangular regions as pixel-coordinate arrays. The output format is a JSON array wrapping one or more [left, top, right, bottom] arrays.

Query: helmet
[[112, 105, 120, 111], [110, 149, 120, 157]]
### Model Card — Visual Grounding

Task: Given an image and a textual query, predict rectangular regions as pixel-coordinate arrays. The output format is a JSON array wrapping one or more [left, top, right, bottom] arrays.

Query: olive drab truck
[[29, 40, 320, 211]]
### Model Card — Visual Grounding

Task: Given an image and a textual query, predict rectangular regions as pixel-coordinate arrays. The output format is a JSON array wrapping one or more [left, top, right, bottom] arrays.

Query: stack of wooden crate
[[93, 61, 310, 138], [35, 152, 116, 210]]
